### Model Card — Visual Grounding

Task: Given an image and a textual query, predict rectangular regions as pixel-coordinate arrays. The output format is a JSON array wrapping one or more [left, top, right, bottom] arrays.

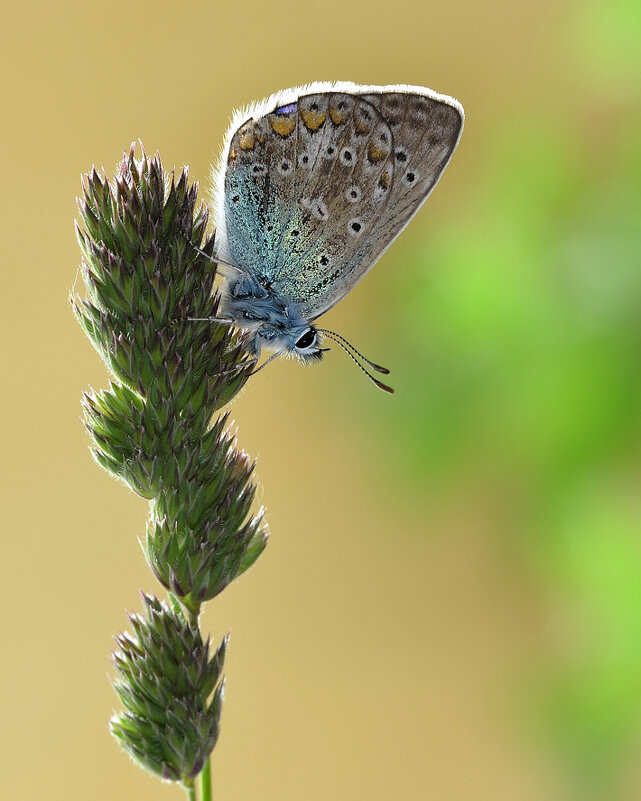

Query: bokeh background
[[2, 0, 640, 799]]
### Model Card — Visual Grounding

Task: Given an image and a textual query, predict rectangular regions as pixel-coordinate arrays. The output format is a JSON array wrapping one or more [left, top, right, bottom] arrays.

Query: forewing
[[303, 88, 464, 319], [269, 92, 397, 316], [221, 106, 300, 286], [214, 83, 463, 321]]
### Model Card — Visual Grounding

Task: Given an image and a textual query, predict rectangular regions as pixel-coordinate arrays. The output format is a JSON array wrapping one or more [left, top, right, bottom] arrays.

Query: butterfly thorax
[[220, 273, 323, 363]]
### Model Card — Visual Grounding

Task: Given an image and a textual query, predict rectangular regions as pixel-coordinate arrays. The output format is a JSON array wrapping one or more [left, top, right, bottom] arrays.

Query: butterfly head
[[290, 325, 325, 363], [254, 322, 326, 364], [252, 322, 394, 392]]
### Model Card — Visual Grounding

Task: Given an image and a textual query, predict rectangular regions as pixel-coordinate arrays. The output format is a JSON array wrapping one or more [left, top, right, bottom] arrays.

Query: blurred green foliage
[[371, 0, 641, 796]]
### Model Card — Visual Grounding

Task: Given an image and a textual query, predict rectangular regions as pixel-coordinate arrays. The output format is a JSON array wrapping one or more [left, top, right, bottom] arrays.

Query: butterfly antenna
[[317, 328, 390, 375], [319, 330, 394, 394]]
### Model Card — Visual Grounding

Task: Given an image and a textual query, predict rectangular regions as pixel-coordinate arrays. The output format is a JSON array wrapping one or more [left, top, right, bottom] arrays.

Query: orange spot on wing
[[238, 133, 255, 151], [329, 107, 346, 125], [301, 109, 326, 131], [368, 144, 386, 162], [269, 115, 296, 136]]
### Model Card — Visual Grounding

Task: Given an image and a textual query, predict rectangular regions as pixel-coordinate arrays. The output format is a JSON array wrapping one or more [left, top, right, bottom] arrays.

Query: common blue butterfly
[[202, 82, 464, 392]]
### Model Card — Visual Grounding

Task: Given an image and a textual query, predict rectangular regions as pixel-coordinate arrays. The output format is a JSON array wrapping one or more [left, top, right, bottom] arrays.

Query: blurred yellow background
[[2, 0, 640, 799]]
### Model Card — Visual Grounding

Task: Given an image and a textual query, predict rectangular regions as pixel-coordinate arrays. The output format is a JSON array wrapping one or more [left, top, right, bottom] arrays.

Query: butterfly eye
[[295, 329, 316, 349]]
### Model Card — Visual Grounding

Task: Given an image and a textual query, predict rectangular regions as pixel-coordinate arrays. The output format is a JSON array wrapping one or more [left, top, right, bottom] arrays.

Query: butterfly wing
[[323, 87, 463, 316], [212, 82, 463, 321]]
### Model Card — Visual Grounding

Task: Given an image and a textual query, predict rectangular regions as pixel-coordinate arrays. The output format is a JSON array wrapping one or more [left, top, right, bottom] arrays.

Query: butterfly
[[201, 82, 464, 392]]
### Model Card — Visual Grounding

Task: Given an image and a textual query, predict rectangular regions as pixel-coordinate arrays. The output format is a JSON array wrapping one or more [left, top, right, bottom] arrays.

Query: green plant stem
[[188, 606, 200, 629], [201, 756, 212, 801], [184, 780, 196, 801]]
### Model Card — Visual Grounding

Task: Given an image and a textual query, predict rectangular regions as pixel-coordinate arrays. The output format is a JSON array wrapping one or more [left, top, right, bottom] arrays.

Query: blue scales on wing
[[222, 92, 395, 319], [222, 87, 462, 322]]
